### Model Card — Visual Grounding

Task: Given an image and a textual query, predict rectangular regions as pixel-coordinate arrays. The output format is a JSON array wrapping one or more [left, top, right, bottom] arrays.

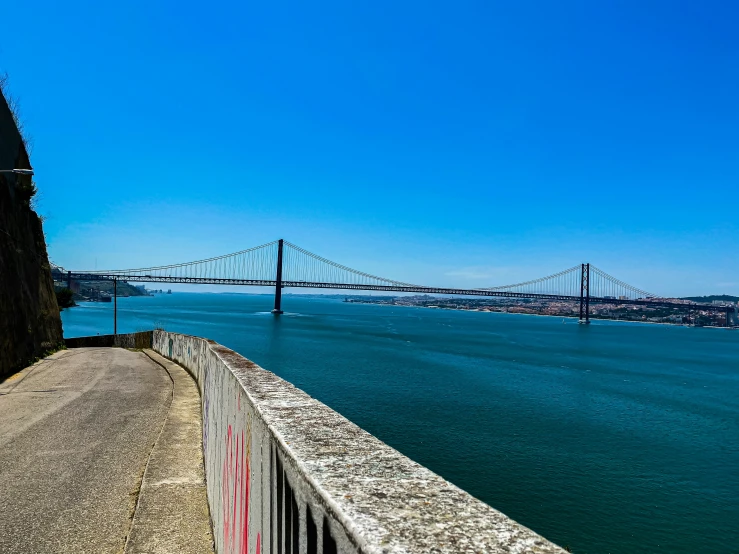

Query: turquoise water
[[62, 293, 739, 553]]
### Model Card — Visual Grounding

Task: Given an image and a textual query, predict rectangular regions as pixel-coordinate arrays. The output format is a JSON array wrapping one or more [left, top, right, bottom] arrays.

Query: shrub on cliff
[[55, 287, 76, 309], [15, 178, 37, 206]]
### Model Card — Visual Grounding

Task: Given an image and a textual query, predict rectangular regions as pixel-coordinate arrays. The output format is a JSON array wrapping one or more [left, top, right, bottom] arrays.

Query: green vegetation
[[55, 287, 76, 309], [15, 179, 37, 206], [681, 295, 739, 303], [75, 280, 149, 299], [0, 72, 31, 152]]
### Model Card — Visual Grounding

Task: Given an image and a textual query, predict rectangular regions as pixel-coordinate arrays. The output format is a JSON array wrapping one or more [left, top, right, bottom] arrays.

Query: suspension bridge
[[52, 239, 735, 325]]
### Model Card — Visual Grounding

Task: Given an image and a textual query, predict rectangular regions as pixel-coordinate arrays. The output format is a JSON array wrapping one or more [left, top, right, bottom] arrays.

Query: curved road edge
[[123, 349, 215, 554]]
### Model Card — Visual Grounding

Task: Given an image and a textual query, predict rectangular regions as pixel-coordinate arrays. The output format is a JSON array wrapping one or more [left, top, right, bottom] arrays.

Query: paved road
[[0, 347, 173, 554]]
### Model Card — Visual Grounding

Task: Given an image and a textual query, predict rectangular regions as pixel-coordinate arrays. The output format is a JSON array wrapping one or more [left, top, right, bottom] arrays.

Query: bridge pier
[[579, 263, 590, 324], [272, 239, 284, 315]]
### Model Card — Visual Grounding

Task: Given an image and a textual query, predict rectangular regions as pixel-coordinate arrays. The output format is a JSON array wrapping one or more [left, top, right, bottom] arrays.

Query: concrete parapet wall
[[153, 330, 565, 554], [65, 331, 153, 349]]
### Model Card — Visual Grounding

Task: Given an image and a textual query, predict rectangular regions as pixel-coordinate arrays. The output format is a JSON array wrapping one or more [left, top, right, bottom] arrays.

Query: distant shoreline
[[90, 293, 736, 329], [341, 299, 737, 329]]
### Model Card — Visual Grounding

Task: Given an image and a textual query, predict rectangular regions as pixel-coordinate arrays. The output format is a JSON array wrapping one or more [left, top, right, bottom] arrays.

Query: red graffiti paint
[[221, 424, 254, 553], [222, 425, 234, 550], [241, 430, 250, 554]]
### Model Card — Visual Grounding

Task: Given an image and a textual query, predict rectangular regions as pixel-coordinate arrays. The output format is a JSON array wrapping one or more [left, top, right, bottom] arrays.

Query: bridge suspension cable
[[73, 241, 280, 282], [57, 239, 668, 305], [479, 265, 583, 297], [588, 265, 656, 300], [477, 264, 658, 300], [282, 241, 416, 288]]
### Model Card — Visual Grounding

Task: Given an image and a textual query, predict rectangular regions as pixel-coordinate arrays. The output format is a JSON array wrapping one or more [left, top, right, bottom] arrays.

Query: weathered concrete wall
[[65, 331, 153, 349], [154, 330, 565, 554], [0, 88, 62, 378]]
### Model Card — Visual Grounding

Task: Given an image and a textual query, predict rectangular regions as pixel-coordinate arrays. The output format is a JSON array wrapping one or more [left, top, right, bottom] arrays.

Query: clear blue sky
[[2, 1, 737, 296]]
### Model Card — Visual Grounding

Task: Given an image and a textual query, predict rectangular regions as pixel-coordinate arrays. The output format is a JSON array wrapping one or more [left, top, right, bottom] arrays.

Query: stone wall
[[65, 331, 153, 349], [153, 330, 565, 554], [0, 89, 62, 378]]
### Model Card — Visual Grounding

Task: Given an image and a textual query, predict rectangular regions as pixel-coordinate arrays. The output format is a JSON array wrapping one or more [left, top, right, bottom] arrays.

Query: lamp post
[[114, 279, 117, 335], [0, 168, 34, 175]]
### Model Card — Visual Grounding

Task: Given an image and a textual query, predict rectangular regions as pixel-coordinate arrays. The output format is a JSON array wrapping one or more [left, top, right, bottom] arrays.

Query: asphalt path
[[0, 347, 172, 553]]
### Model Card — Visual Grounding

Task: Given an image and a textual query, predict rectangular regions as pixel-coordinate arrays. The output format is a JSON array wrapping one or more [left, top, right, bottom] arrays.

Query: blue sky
[[2, 1, 737, 296]]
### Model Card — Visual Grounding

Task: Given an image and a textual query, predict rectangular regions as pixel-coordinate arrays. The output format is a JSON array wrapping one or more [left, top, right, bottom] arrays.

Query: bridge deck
[[59, 271, 734, 313]]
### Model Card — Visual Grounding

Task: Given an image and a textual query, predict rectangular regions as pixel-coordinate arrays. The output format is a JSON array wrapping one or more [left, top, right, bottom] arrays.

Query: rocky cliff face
[[0, 90, 62, 379]]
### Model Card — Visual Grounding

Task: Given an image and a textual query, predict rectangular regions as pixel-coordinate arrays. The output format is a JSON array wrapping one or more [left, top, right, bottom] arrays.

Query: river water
[[61, 293, 739, 553]]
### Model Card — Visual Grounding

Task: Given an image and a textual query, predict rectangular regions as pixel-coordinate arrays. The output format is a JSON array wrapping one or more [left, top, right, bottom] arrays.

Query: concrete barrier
[[153, 330, 565, 554], [65, 331, 153, 349]]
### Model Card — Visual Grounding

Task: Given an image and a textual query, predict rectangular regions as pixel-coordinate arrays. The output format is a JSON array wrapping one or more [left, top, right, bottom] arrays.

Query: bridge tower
[[579, 263, 590, 324], [272, 239, 284, 315]]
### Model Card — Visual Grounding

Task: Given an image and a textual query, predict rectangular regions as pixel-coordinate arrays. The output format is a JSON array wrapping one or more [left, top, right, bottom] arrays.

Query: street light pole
[[114, 279, 117, 335], [0, 168, 34, 175]]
